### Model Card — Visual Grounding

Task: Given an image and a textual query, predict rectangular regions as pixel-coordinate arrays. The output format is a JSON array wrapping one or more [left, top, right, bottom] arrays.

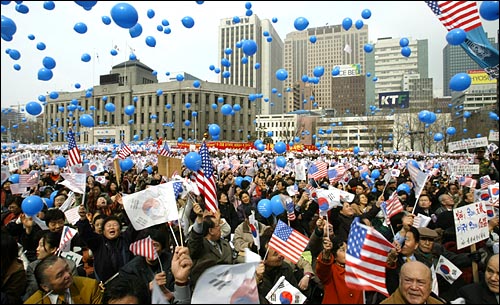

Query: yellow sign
[[468, 71, 496, 85]]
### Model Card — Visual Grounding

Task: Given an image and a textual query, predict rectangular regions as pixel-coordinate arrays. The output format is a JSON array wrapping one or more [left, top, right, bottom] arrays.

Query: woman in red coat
[[315, 236, 364, 304]]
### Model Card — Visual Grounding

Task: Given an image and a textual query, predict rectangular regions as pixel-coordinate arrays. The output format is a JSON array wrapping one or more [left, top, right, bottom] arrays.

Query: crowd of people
[[1, 145, 499, 304]]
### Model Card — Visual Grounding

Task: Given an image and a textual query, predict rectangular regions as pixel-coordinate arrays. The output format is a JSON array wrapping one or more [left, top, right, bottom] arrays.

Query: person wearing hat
[[414, 226, 482, 302], [473, 147, 493, 186]]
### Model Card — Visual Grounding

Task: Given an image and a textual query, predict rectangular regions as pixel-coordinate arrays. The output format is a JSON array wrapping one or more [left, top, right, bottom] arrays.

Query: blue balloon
[[129, 23, 143, 38], [145, 36, 156, 47], [1, 15, 17, 41], [274, 141, 287, 154], [361, 9, 372, 19], [22, 196, 44, 216], [81, 53, 91, 62], [9, 173, 20, 183], [434, 133, 444, 142], [102, 15, 111, 25], [73, 22, 87, 34], [363, 44, 374, 53], [309, 35, 317, 43], [355, 19, 364, 30], [257, 199, 272, 218], [42, 197, 54, 208], [446, 28, 466, 45], [110, 3, 138, 29], [235, 176, 243, 187], [397, 183, 411, 195], [44, 1, 55, 10], [124, 105, 135, 116], [449, 73, 472, 91], [119, 158, 134, 171], [399, 37, 409, 47], [446, 127, 456, 135], [276, 156, 287, 168], [105, 103, 116, 112], [55, 156, 67, 168], [271, 195, 285, 215], [209, 124, 220, 136], [38, 68, 53, 81], [79, 114, 94, 127], [293, 17, 309, 31], [342, 17, 352, 31], [147, 8, 155, 19], [181, 16, 195, 28], [313, 66, 324, 77], [479, 1, 499, 21], [242, 39, 258, 56], [42, 56, 56, 69], [401, 46, 411, 57], [274, 68, 289, 81], [184, 152, 202, 171], [221, 104, 233, 115], [25, 101, 43, 116], [371, 169, 380, 179]]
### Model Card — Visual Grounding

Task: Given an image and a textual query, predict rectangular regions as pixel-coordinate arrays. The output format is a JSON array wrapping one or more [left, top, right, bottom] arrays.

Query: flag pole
[[168, 222, 179, 247]]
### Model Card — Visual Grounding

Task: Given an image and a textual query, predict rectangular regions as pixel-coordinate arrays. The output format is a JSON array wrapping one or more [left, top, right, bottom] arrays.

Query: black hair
[[0, 230, 19, 280], [407, 226, 420, 243], [44, 208, 66, 225], [102, 215, 122, 231], [202, 215, 218, 236], [36, 230, 62, 252], [102, 275, 150, 304], [330, 236, 345, 259]]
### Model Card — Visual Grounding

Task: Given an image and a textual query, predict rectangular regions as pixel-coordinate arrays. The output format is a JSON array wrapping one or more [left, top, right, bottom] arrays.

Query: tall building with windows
[[218, 15, 283, 115], [365, 37, 429, 113], [283, 24, 369, 113], [442, 35, 497, 97]]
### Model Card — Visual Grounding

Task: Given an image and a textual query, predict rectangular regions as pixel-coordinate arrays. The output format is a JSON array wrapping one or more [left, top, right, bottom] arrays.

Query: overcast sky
[[1, 1, 498, 110]]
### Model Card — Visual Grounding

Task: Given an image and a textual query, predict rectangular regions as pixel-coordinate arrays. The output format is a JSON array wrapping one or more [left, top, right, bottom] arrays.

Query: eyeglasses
[[420, 237, 435, 242]]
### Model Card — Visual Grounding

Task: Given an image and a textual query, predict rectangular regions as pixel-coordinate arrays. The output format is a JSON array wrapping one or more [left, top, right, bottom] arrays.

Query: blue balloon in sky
[[110, 2, 138, 29], [294, 17, 309, 31], [181, 16, 195, 28]]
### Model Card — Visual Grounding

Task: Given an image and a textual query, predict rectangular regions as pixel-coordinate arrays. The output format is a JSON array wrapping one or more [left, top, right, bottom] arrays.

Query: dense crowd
[[1, 145, 499, 304]]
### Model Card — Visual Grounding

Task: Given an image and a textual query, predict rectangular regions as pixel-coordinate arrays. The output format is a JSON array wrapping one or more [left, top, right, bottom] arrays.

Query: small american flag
[[158, 141, 173, 157], [425, 1, 481, 32], [57, 225, 78, 253], [346, 217, 394, 296], [480, 175, 495, 189], [308, 160, 327, 180], [18, 170, 40, 188], [380, 192, 404, 225], [195, 142, 218, 213], [118, 141, 132, 160], [66, 128, 82, 167], [268, 220, 309, 264], [458, 175, 477, 188], [129, 236, 158, 261], [285, 197, 296, 221]]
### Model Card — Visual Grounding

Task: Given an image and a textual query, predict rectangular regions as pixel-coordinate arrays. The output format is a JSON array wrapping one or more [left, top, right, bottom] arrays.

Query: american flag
[[345, 217, 394, 297], [480, 175, 495, 189], [328, 164, 347, 184], [380, 192, 404, 225], [173, 181, 184, 199], [268, 220, 309, 264], [66, 128, 82, 167], [407, 161, 429, 199], [425, 1, 481, 32], [195, 141, 218, 213], [458, 175, 477, 188], [285, 197, 296, 221], [18, 170, 40, 188], [308, 160, 327, 180], [129, 235, 158, 261], [57, 225, 78, 253], [158, 141, 173, 157], [118, 141, 132, 160]]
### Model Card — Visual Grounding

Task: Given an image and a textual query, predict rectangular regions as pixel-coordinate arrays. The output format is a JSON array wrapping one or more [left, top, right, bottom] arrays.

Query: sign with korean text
[[448, 164, 480, 175], [489, 130, 499, 142], [453, 202, 489, 249], [8, 151, 32, 172], [447, 137, 489, 152]]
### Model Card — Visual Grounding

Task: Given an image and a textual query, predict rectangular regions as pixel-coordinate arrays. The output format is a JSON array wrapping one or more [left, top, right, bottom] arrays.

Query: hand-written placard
[[453, 202, 489, 249]]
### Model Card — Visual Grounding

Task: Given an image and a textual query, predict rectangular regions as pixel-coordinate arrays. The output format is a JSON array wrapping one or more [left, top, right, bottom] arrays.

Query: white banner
[[447, 137, 489, 152], [489, 130, 499, 142], [448, 164, 480, 175]]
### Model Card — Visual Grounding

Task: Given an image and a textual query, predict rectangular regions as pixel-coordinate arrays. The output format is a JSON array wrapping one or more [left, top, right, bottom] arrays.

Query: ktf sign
[[379, 91, 410, 108]]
